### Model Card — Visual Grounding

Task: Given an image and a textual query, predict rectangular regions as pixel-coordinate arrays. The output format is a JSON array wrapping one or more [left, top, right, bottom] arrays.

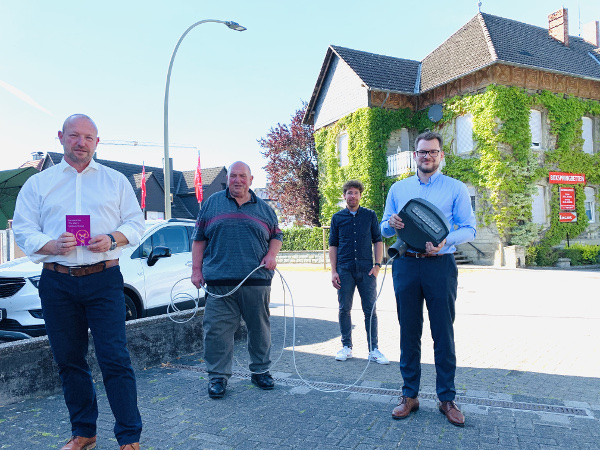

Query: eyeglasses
[[415, 150, 441, 157]]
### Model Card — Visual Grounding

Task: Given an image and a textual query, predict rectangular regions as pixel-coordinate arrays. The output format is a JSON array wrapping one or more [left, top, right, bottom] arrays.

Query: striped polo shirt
[[193, 188, 282, 286]]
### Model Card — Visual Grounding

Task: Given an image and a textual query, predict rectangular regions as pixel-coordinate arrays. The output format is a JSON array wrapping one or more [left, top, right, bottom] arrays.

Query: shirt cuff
[[116, 224, 142, 248], [25, 235, 53, 264]]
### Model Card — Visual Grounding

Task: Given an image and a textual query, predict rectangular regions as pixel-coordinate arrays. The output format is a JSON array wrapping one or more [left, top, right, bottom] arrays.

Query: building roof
[[304, 45, 420, 124], [482, 13, 600, 82], [180, 166, 226, 195], [19, 159, 44, 170], [305, 11, 600, 122], [422, 12, 600, 91], [41, 152, 225, 219], [420, 14, 496, 92], [331, 46, 421, 94], [43, 152, 223, 196]]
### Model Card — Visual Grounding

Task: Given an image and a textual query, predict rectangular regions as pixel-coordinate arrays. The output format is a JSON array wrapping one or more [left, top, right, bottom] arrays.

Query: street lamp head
[[225, 21, 247, 32]]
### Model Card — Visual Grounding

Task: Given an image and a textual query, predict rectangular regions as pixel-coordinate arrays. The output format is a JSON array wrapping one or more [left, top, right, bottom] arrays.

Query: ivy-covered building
[[303, 8, 600, 266]]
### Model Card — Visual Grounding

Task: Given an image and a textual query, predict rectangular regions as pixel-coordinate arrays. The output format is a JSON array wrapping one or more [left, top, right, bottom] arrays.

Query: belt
[[43, 259, 119, 277], [404, 252, 447, 259]]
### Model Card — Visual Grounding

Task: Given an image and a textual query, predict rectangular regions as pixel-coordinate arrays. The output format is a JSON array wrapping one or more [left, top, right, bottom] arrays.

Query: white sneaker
[[368, 348, 390, 365], [335, 346, 353, 361]]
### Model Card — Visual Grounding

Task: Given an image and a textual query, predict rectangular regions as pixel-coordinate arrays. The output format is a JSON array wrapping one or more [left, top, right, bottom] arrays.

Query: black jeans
[[337, 267, 378, 350]]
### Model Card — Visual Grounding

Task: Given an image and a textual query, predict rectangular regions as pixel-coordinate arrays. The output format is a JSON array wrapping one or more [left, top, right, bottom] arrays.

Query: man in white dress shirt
[[13, 114, 144, 450]]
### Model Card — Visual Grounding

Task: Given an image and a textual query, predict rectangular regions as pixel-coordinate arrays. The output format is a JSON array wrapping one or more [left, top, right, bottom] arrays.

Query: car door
[[139, 224, 196, 314]]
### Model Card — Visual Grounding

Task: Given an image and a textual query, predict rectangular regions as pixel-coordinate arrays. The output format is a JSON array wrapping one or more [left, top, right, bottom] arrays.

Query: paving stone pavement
[[1, 265, 599, 449]]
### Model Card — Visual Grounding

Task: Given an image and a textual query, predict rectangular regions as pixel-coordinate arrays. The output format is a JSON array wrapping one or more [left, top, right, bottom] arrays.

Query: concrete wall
[[277, 250, 328, 265], [0, 310, 210, 406]]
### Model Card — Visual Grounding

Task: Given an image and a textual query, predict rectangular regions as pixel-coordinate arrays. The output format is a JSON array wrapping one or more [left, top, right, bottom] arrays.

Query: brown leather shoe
[[392, 396, 419, 419], [120, 443, 140, 450], [439, 400, 465, 427], [60, 436, 97, 450]]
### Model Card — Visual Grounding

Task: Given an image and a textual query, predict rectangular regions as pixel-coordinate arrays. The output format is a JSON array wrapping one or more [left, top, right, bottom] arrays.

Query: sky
[[1, 0, 600, 188]]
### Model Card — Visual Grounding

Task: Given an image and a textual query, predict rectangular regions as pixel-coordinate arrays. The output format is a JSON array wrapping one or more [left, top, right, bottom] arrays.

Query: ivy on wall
[[314, 107, 429, 225], [530, 92, 600, 249], [442, 85, 539, 245], [314, 85, 600, 252], [445, 86, 600, 248]]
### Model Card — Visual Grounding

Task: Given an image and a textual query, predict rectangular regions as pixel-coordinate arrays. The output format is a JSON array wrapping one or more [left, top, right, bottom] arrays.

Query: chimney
[[548, 8, 569, 47], [583, 21, 599, 47], [31, 151, 44, 161]]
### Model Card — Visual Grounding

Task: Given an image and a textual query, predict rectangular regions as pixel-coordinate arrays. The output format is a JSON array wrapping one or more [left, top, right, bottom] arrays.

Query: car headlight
[[28, 275, 41, 289]]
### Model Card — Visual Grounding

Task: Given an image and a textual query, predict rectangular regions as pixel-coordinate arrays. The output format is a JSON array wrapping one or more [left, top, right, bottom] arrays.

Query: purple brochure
[[66, 215, 91, 246]]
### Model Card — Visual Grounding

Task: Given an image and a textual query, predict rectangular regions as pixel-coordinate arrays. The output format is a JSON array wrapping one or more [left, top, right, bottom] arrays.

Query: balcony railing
[[387, 151, 416, 176]]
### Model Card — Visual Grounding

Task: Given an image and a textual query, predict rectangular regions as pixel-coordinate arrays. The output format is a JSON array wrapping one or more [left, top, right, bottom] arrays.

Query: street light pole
[[163, 19, 246, 220]]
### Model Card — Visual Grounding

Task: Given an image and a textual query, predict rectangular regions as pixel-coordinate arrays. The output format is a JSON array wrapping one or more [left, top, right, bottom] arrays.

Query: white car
[[0, 219, 205, 341]]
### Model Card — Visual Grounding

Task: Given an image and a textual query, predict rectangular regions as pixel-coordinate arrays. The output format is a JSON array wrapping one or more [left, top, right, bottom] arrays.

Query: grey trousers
[[203, 285, 272, 380]]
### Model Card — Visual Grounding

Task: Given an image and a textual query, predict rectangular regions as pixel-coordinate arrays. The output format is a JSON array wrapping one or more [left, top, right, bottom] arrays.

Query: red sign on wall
[[559, 187, 576, 210], [549, 172, 586, 184], [559, 212, 577, 223]]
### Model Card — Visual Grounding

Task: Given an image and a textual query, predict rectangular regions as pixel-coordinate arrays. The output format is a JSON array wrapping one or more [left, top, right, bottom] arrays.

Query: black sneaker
[[251, 372, 275, 390]]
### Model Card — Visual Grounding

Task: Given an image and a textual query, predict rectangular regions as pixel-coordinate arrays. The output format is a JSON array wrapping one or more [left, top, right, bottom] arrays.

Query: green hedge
[[282, 227, 329, 251], [528, 243, 600, 266]]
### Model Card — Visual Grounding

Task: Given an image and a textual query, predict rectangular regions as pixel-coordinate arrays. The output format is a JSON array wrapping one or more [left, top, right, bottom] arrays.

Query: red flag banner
[[141, 164, 146, 209], [194, 155, 203, 203]]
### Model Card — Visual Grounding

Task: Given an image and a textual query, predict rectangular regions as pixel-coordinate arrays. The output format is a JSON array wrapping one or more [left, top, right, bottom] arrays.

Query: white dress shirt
[[13, 158, 145, 266]]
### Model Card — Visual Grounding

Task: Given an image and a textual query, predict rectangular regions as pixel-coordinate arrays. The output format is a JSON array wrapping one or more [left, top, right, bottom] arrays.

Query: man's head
[[414, 131, 444, 175], [227, 161, 253, 199], [58, 114, 99, 171], [342, 180, 364, 211]]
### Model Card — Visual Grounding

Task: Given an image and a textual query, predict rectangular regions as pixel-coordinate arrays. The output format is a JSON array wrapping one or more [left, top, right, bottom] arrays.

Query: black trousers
[[392, 254, 458, 401]]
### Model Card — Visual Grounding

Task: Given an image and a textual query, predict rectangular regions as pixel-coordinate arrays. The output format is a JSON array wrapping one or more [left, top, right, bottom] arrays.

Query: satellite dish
[[428, 104, 443, 122]]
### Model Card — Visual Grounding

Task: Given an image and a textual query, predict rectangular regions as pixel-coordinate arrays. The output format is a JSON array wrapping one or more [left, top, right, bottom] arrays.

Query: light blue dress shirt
[[380, 170, 476, 254]]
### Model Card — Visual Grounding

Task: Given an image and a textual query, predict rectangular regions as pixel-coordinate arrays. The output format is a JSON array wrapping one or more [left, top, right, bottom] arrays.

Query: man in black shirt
[[328, 180, 388, 364]]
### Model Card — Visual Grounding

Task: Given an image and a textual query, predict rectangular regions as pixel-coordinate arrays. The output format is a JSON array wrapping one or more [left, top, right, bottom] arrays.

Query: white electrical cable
[[166, 255, 396, 391], [288, 256, 395, 393]]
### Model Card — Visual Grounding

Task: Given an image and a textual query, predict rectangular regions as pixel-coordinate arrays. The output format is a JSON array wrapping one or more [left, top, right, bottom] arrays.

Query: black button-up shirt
[[329, 206, 382, 272]]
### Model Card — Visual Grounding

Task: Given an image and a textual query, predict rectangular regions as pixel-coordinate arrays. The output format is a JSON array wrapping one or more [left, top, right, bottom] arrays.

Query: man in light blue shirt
[[381, 131, 475, 427]]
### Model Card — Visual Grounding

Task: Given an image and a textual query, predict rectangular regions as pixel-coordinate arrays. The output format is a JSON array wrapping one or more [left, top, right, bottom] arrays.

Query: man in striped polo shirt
[[191, 161, 283, 399]]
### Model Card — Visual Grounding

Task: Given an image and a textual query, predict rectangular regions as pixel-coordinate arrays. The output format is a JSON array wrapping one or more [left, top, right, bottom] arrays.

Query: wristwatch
[[107, 233, 117, 251], [374, 262, 382, 267]]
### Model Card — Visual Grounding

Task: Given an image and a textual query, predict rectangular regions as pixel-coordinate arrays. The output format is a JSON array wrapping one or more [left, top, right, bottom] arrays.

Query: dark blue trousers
[[337, 267, 378, 350], [38, 266, 142, 446], [392, 254, 458, 402]]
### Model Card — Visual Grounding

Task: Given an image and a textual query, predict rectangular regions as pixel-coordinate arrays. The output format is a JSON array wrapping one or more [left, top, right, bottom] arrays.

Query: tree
[[259, 104, 320, 226]]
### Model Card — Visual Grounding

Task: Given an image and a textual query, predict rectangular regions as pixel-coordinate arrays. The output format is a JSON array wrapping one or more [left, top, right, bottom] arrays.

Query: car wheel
[[124, 294, 138, 321]]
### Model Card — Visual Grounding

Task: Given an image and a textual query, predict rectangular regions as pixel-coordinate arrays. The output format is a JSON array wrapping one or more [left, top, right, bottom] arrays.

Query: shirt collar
[[225, 187, 257, 203], [344, 206, 362, 214], [58, 156, 99, 173], [415, 169, 441, 186]]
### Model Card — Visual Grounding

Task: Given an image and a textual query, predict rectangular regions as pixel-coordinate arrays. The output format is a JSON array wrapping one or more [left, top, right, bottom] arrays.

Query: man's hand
[[260, 253, 277, 270], [425, 238, 446, 255], [368, 265, 381, 277], [191, 268, 205, 289], [331, 271, 341, 290], [88, 234, 112, 253], [388, 213, 404, 230], [53, 232, 76, 255]]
